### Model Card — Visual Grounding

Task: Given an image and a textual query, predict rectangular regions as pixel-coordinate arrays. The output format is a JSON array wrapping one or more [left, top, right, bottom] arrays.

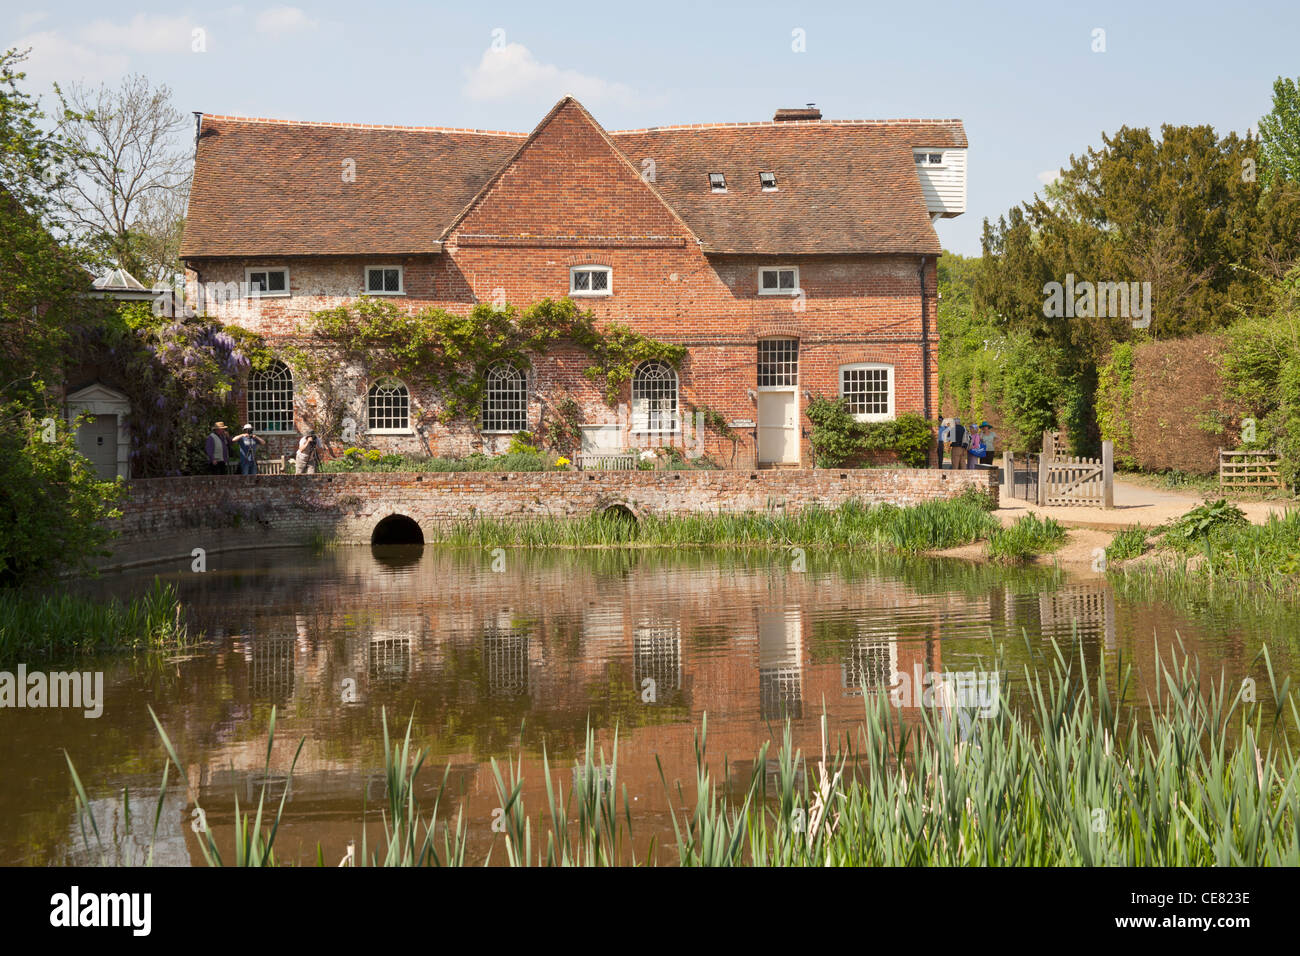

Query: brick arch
[[753, 325, 801, 339], [834, 350, 899, 367]]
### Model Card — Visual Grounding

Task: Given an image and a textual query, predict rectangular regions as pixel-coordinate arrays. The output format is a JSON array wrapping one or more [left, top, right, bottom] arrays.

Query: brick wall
[[105, 467, 996, 569], [181, 101, 941, 470]]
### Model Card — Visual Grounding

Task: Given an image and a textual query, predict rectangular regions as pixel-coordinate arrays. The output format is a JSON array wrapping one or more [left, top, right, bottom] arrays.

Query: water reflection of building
[[250, 634, 296, 706], [369, 631, 413, 686], [63, 790, 191, 867], [758, 609, 803, 720], [484, 627, 530, 698], [634, 623, 682, 701], [842, 632, 897, 697]]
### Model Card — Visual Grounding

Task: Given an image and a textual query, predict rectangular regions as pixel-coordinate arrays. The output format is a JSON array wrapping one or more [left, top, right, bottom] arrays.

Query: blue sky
[[6, 0, 1296, 255]]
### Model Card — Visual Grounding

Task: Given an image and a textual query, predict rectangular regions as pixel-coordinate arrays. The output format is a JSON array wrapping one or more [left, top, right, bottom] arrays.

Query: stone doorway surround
[[65, 382, 132, 480]]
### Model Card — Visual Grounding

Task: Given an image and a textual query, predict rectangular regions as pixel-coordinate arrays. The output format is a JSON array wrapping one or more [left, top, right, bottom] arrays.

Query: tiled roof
[[181, 100, 965, 259]]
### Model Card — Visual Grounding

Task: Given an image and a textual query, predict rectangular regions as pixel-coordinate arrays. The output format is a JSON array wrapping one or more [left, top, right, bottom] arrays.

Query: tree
[[55, 73, 191, 283], [1259, 75, 1300, 186]]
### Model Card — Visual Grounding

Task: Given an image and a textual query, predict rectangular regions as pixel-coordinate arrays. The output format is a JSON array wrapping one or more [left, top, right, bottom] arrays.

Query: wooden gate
[[1219, 449, 1283, 489], [1002, 434, 1114, 508]]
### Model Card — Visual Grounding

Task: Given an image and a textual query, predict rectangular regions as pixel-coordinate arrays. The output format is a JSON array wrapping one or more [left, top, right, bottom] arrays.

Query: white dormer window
[[570, 265, 612, 296], [246, 267, 289, 297], [913, 150, 945, 167], [758, 266, 799, 295], [760, 172, 778, 191], [709, 172, 727, 192], [365, 265, 404, 295]]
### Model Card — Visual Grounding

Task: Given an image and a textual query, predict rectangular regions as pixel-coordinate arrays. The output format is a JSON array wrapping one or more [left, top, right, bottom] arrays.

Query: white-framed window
[[570, 265, 611, 297], [840, 362, 894, 421], [248, 360, 295, 433], [913, 150, 946, 168], [757, 338, 799, 389], [365, 265, 404, 295], [758, 266, 799, 295], [759, 172, 778, 191], [709, 172, 727, 192], [631, 360, 679, 433], [482, 363, 527, 433], [245, 267, 289, 297], [367, 380, 410, 432]]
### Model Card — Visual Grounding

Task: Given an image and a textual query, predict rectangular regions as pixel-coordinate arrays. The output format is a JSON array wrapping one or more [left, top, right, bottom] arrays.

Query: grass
[[985, 513, 1067, 563], [0, 577, 190, 663], [68, 639, 1300, 866], [421, 497, 1003, 554], [1105, 525, 1149, 562]]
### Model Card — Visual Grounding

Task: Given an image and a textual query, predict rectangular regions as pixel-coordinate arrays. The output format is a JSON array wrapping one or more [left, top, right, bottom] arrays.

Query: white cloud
[[17, 11, 50, 31], [1037, 168, 1062, 186], [10, 29, 130, 89], [255, 6, 318, 33], [78, 13, 197, 53], [462, 41, 643, 108]]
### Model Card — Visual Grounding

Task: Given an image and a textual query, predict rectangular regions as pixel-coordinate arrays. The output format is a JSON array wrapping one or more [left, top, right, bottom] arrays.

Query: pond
[[3, 544, 1297, 865]]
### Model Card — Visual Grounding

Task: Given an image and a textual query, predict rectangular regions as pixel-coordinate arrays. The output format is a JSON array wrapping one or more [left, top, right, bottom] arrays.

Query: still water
[[2, 545, 1296, 865]]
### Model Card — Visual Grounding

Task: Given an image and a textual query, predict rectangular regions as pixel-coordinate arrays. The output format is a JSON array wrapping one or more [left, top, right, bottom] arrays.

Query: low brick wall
[[103, 467, 997, 569]]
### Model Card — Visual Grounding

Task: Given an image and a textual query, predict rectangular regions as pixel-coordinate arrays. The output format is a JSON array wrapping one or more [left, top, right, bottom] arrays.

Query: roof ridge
[[611, 119, 964, 134], [199, 114, 527, 137]]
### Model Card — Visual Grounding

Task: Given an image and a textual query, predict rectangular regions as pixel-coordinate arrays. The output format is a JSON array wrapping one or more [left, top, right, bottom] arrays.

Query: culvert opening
[[371, 514, 425, 546], [600, 504, 638, 523]]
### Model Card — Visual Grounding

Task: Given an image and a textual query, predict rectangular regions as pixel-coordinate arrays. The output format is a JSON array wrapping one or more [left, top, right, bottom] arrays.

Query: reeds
[[424, 497, 1002, 554], [985, 513, 1067, 563], [67, 638, 1300, 866], [0, 577, 189, 662]]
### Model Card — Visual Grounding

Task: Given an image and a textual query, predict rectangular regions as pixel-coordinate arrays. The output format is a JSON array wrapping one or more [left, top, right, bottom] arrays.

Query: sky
[[5, 0, 1296, 256]]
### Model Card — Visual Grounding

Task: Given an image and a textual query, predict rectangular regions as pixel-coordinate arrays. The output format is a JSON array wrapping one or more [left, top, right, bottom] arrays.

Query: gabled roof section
[[443, 96, 700, 247], [612, 120, 966, 255], [180, 116, 524, 258]]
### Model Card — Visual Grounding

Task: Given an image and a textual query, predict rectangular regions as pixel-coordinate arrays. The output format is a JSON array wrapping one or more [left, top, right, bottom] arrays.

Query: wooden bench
[[258, 455, 288, 475], [577, 453, 636, 471]]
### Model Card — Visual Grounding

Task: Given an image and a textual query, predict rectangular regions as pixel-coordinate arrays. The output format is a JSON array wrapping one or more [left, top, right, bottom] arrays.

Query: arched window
[[248, 360, 294, 433], [482, 364, 527, 433], [368, 380, 410, 432], [631, 360, 679, 433]]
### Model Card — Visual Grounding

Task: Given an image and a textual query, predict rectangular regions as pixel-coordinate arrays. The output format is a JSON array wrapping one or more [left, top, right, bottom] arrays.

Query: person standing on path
[[205, 422, 232, 475], [295, 428, 320, 474], [967, 425, 985, 469], [979, 422, 997, 466]]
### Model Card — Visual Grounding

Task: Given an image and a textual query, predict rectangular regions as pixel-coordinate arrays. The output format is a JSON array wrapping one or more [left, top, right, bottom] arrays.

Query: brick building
[[180, 98, 966, 468]]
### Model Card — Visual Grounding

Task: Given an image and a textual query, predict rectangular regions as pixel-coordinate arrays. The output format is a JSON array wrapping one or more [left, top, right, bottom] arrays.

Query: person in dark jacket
[[205, 422, 232, 474]]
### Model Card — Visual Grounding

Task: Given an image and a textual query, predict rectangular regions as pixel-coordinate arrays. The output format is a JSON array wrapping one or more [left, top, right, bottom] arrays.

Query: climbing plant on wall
[[300, 296, 686, 423]]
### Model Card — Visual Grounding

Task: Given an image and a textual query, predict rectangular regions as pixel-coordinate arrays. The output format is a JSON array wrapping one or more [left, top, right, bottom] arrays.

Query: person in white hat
[[232, 424, 267, 475]]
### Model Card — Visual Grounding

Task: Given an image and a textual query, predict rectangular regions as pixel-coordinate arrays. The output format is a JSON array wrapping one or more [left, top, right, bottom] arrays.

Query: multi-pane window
[[631, 361, 679, 432], [246, 268, 288, 296], [759, 171, 778, 190], [570, 266, 611, 296], [709, 172, 726, 192], [757, 339, 799, 388], [759, 267, 799, 294], [248, 360, 294, 432], [367, 380, 410, 431], [914, 150, 945, 166], [365, 266, 403, 294], [482, 363, 527, 432], [841, 363, 893, 420]]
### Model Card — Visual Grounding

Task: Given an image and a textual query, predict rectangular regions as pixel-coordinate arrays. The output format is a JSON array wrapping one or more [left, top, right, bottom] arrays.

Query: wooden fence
[[1219, 449, 1283, 489], [1001, 433, 1114, 508]]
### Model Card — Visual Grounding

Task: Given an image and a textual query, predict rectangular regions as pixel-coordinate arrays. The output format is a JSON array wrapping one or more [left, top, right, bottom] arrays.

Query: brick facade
[[182, 100, 956, 470]]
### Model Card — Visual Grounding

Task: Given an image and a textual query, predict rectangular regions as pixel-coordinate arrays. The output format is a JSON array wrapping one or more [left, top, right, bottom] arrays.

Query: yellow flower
[[555, 457, 571, 467]]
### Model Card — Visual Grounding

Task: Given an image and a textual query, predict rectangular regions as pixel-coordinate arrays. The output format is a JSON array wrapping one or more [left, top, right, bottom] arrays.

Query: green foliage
[[1096, 343, 1137, 469], [1170, 498, 1248, 543], [1259, 74, 1300, 185], [306, 297, 686, 423], [985, 513, 1067, 563], [319, 449, 557, 473], [0, 577, 187, 662], [538, 394, 583, 456], [1220, 268, 1300, 485], [1105, 525, 1149, 562], [0, 404, 124, 586], [805, 396, 934, 467]]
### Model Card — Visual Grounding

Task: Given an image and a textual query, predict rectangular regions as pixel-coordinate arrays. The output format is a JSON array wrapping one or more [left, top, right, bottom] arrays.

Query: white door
[[76, 414, 118, 480], [757, 392, 798, 465]]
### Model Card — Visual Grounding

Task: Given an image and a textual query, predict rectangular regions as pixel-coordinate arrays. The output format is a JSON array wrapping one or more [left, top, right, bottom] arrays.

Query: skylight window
[[760, 172, 777, 191], [709, 172, 726, 192]]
